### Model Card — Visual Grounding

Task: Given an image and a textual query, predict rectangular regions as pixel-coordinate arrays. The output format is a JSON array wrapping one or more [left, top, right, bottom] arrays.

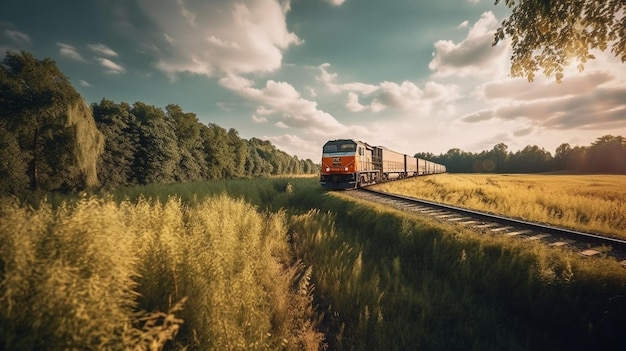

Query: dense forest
[[0, 51, 318, 196], [416, 136, 626, 174]]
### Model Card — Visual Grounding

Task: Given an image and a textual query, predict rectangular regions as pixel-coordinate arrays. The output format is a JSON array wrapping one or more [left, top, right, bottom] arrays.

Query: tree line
[[0, 51, 318, 196], [416, 135, 626, 174]]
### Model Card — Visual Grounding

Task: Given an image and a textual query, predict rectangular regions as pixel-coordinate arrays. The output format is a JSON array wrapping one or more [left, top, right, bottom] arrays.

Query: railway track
[[350, 188, 626, 267]]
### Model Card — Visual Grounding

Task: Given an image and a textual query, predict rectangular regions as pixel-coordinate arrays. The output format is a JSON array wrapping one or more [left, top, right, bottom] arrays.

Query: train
[[320, 139, 446, 189]]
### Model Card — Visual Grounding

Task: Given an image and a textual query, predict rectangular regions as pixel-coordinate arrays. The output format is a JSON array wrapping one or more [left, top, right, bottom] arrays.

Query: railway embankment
[[288, 184, 626, 350]]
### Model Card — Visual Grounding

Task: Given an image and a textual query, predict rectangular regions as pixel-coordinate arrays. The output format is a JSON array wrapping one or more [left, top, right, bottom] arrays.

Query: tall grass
[[131, 194, 323, 350], [374, 174, 626, 238], [5, 175, 626, 350], [287, 190, 626, 350], [0, 191, 324, 350], [0, 196, 181, 350]]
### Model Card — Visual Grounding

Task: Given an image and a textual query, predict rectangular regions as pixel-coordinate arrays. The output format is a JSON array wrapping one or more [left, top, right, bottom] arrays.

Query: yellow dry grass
[[0, 194, 324, 350], [372, 174, 626, 239]]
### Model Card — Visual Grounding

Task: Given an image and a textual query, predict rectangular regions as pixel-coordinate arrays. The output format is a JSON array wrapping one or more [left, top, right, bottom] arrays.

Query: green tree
[[166, 104, 207, 182], [554, 143, 572, 170], [93, 99, 138, 187], [131, 102, 180, 184], [0, 51, 103, 192], [440, 148, 475, 173], [586, 135, 626, 173], [414, 152, 436, 160], [226, 128, 248, 179], [508, 145, 554, 173], [245, 143, 273, 177], [0, 124, 29, 194], [201, 123, 235, 180], [494, 0, 626, 82], [492, 143, 509, 172], [568, 146, 587, 172]]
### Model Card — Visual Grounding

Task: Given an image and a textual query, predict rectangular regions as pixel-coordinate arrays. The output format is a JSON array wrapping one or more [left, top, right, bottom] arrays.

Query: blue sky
[[2, 0, 625, 161]]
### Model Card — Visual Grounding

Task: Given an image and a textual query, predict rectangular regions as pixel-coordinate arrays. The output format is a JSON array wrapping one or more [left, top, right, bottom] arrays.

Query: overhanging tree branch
[[494, 0, 625, 82]]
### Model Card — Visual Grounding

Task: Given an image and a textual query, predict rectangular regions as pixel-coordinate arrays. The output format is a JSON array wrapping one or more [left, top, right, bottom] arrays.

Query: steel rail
[[360, 188, 626, 252]]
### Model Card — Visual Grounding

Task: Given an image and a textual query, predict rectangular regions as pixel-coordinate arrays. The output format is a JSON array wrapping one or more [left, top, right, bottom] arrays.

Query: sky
[[2, 0, 625, 162]]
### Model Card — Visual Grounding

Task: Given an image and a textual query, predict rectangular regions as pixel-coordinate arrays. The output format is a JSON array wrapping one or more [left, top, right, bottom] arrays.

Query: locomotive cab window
[[323, 145, 338, 153], [340, 143, 356, 152], [323, 140, 357, 154]]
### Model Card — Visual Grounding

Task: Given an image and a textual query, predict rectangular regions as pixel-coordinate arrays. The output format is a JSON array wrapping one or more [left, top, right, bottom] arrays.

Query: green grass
[[3, 176, 626, 350], [287, 186, 626, 350]]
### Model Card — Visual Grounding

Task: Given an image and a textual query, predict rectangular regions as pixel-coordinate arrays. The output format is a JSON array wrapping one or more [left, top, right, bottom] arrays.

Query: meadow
[[2, 176, 626, 350], [0, 178, 323, 351], [372, 173, 626, 239], [291, 188, 626, 350]]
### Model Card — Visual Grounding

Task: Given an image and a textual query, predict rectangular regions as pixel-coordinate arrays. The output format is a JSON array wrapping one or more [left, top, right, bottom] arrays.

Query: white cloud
[[461, 68, 626, 131], [177, 0, 197, 27], [252, 106, 273, 122], [317, 63, 378, 94], [318, 63, 458, 114], [461, 109, 493, 123], [373, 81, 424, 110], [480, 71, 614, 101], [78, 79, 91, 87], [87, 43, 118, 57], [217, 72, 374, 161], [264, 134, 321, 161], [326, 0, 347, 6], [497, 88, 626, 130], [163, 33, 175, 44], [429, 11, 508, 78], [219, 74, 348, 135], [4, 29, 30, 45], [98, 57, 126, 74], [138, 0, 302, 79], [255, 106, 274, 116], [57, 43, 87, 62], [252, 115, 268, 123], [345, 92, 366, 112], [456, 20, 469, 29], [445, 43, 626, 155]]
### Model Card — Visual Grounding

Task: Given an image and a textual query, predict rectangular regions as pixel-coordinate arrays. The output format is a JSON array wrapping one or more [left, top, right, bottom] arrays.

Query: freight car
[[320, 139, 446, 190]]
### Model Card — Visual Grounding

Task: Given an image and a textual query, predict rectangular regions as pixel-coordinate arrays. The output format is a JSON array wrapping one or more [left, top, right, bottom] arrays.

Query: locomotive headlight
[[326, 167, 330, 172], [344, 166, 349, 171]]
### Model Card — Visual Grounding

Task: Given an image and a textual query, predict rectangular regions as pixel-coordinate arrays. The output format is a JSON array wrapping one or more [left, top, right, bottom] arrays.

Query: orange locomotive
[[320, 139, 446, 189]]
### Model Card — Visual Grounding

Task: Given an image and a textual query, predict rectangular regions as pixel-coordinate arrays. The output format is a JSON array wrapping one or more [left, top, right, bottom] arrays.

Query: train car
[[379, 146, 418, 180], [320, 139, 446, 189]]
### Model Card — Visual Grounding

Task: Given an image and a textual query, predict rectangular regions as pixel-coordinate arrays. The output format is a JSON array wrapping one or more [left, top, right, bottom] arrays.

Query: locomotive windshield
[[323, 140, 357, 154]]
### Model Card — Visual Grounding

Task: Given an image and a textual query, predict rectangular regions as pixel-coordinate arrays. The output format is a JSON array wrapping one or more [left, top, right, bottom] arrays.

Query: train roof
[[323, 139, 372, 147], [323, 138, 359, 144], [323, 139, 404, 152]]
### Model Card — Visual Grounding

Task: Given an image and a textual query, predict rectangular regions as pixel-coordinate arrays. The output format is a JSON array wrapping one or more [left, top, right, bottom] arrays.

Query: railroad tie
[[474, 223, 498, 229], [549, 240, 574, 247], [491, 226, 514, 233], [504, 230, 533, 237], [526, 234, 551, 241]]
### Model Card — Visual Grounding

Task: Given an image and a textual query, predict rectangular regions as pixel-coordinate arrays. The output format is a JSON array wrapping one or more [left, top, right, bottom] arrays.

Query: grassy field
[[290, 189, 626, 350], [2, 176, 626, 350], [371, 173, 626, 239], [0, 178, 324, 351]]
